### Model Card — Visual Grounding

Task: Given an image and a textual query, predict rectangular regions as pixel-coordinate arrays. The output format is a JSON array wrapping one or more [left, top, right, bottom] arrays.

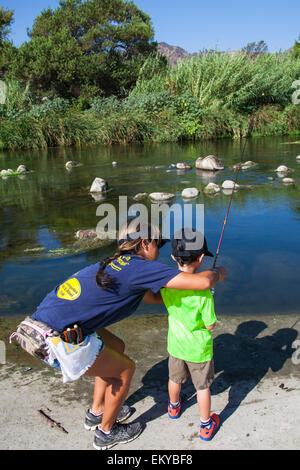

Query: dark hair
[[95, 239, 142, 290], [173, 253, 201, 267], [96, 222, 161, 290]]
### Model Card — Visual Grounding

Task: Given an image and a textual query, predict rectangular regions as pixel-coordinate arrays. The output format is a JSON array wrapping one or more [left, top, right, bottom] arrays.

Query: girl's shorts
[[169, 355, 215, 391]]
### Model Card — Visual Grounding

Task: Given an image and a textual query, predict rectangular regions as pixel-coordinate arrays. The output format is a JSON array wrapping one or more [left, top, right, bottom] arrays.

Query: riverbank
[[0, 103, 300, 151], [1, 313, 299, 451]]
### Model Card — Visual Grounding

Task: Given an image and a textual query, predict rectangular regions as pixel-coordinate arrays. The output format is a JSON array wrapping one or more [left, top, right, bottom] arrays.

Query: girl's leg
[[168, 379, 182, 404], [85, 344, 135, 432], [89, 329, 125, 415], [197, 388, 211, 422]]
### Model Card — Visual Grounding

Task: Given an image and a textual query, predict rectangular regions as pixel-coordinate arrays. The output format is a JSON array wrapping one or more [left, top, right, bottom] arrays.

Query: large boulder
[[90, 178, 109, 193], [196, 155, 224, 171]]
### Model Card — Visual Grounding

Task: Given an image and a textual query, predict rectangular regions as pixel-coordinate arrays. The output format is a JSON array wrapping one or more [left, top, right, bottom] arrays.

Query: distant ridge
[[157, 42, 191, 65], [158, 42, 293, 65]]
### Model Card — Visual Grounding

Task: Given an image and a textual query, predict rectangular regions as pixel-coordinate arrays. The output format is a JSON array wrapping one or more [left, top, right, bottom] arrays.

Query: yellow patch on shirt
[[57, 278, 81, 301]]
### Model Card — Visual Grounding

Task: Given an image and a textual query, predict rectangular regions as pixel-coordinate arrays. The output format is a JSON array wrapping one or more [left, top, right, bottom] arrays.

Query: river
[[0, 136, 300, 318]]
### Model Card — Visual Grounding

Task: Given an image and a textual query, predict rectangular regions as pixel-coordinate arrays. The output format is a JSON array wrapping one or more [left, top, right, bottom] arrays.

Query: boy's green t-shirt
[[160, 288, 217, 363]]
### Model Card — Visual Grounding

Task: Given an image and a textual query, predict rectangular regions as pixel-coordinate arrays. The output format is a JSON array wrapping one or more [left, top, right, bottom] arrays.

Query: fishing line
[[212, 115, 255, 271]]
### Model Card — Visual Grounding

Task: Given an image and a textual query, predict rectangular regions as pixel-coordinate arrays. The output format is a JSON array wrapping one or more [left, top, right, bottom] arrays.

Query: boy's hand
[[213, 266, 226, 282]]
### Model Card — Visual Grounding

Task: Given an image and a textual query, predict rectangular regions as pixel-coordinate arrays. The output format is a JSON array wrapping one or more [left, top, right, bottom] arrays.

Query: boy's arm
[[142, 290, 163, 304]]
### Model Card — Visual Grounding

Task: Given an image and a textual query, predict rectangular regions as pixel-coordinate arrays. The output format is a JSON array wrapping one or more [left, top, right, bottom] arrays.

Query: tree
[[10, 0, 156, 99], [293, 36, 300, 59], [242, 40, 268, 57], [0, 6, 14, 43], [0, 7, 16, 77]]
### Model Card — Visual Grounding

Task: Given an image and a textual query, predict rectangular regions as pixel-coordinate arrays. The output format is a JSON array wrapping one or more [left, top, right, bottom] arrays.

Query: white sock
[[90, 409, 102, 417], [170, 400, 180, 407], [201, 417, 212, 427], [99, 427, 111, 435]]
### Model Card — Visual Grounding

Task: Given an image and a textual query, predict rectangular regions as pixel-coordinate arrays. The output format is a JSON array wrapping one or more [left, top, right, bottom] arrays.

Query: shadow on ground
[[126, 320, 298, 426]]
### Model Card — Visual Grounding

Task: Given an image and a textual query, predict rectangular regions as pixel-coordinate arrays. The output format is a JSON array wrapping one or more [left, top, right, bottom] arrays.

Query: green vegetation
[[8, 0, 155, 99], [0, 0, 299, 150], [293, 35, 300, 59]]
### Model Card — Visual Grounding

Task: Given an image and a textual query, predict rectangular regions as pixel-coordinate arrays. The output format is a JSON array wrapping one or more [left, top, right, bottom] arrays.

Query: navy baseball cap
[[171, 228, 214, 259]]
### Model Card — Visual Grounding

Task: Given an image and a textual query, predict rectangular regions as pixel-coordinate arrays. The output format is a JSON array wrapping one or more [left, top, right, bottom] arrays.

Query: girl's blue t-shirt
[[32, 255, 180, 336]]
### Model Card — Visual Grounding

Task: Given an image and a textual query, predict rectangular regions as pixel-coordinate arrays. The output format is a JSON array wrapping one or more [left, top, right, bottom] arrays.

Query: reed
[[132, 52, 300, 112]]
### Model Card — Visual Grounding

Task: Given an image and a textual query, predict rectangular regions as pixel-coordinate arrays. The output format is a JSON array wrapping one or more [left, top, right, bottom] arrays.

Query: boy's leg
[[168, 356, 189, 419], [197, 387, 211, 422], [168, 379, 182, 404], [188, 360, 220, 440]]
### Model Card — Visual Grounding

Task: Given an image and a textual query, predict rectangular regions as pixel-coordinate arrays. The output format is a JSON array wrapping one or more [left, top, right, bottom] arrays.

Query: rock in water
[[234, 161, 257, 170], [296, 155, 300, 161], [90, 178, 109, 193], [149, 192, 175, 202], [282, 178, 295, 184], [65, 161, 80, 169], [133, 193, 148, 201], [176, 163, 192, 170], [17, 165, 29, 173], [222, 180, 240, 190], [76, 230, 98, 240], [276, 165, 289, 172], [181, 188, 199, 199], [195, 155, 224, 171], [204, 183, 221, 194]]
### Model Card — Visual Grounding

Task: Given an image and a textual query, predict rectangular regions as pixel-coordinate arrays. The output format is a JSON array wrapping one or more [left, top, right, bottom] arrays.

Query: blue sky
[[3, 0, 300, 52]]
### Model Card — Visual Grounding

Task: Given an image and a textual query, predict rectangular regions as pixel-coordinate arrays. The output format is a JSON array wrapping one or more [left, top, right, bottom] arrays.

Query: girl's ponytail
[[95, 222, 162, 290]]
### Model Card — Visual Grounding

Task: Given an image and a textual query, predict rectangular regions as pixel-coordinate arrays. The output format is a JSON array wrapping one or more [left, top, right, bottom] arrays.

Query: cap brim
[[206, 250, 214, 258]]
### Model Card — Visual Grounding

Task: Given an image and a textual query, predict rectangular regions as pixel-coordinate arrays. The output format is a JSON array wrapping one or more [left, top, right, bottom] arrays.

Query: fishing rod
[[212, 115, 255, 274]]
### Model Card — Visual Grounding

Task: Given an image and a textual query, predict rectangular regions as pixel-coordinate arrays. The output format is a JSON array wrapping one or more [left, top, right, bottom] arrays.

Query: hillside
[[157, 42, 191, 65]]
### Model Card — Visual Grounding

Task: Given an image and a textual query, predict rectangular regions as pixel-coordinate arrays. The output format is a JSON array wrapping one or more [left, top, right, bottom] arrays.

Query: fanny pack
[[9, 316, 60, 361]]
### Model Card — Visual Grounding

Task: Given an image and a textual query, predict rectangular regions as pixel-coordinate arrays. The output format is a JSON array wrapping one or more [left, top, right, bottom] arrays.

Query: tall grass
[[131, 52, 300, 112], [0, 52, 300, 152]]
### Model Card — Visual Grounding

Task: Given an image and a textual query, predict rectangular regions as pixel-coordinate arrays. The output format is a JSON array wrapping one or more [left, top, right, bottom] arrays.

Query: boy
[[160, 228, 221, 441]]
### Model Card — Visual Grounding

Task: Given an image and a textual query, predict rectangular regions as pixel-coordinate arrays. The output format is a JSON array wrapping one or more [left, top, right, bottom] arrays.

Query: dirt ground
[[0, 313, 299, 452]]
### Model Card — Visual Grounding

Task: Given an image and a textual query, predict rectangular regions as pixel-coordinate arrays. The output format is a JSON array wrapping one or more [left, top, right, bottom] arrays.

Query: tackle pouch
[[9, 316, 59, 360]]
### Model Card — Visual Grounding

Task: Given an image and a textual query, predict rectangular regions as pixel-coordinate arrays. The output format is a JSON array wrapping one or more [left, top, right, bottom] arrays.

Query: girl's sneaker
[[93, 422, 142, 450], [84, 405, 131, 430], [200, 413, 220, 441], [168, 398, 182, 419]]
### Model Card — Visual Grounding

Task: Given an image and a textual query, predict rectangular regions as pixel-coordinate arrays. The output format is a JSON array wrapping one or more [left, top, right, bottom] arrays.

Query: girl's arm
[[142, 290, 163, 304], [164, 267, 226, 291]]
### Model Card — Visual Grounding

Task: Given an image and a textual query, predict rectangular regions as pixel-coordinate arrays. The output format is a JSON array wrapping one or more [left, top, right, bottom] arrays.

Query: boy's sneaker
[[84, 405, 131, 430], [168, 398, 182, 419], [200, 413, 220, 441], [93, 422, 142, 450]]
